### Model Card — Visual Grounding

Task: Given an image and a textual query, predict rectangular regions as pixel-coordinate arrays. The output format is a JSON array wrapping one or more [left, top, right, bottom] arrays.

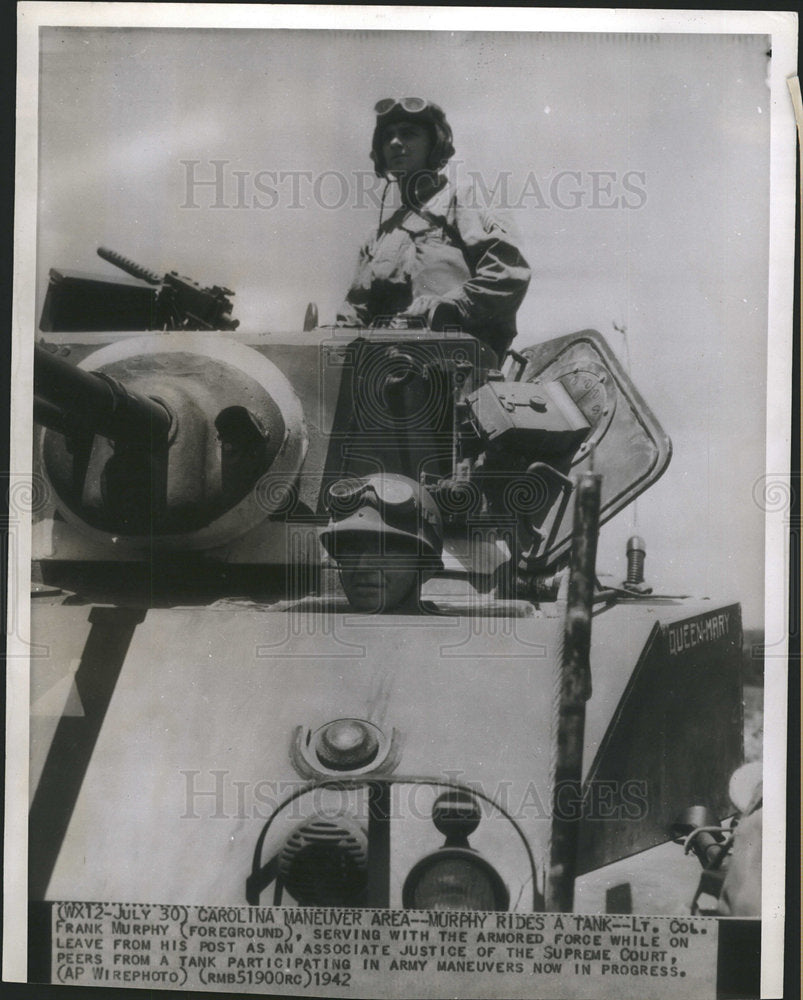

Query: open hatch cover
[[518, 329, 672, 567]]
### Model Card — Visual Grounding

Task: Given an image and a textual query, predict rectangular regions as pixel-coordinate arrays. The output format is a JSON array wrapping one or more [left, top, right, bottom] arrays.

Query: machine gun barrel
[[97, 246, 162, 285], [34, 343, 171, 444]]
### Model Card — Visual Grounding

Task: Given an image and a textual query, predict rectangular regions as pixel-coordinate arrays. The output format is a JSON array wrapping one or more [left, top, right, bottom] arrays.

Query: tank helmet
[[370, 98, 455, 178], [320, 473, 443, 567]]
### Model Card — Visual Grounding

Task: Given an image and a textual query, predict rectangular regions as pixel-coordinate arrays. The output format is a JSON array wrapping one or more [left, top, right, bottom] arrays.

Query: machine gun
[[39, 246, 239, 332]]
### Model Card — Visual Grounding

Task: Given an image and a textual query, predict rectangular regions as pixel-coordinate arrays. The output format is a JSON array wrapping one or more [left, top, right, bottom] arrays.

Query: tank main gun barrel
[[34, 343, 171, 444], [33, 334, 307, 545], [97, 246, 162, 285]]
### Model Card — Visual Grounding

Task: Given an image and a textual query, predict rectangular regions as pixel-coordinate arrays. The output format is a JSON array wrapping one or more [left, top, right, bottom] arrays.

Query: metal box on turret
[[465, 378, 590, 454]]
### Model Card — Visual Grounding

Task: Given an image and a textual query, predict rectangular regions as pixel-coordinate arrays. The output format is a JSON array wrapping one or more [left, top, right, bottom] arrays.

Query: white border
[[760, 17, 797, 999], [10, 4, 803, 33], [7, 6, 798, 996]]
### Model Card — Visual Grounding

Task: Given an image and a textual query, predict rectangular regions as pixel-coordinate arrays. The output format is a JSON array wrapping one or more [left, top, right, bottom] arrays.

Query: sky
[[35, 27, 779, 625]]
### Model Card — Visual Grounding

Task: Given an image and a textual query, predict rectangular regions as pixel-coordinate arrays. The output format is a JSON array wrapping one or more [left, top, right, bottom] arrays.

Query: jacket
[[337, 180, 531, 362]]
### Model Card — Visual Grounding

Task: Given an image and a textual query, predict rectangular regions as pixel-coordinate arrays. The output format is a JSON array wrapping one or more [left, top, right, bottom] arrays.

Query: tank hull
[[30, 597, 742, 913]]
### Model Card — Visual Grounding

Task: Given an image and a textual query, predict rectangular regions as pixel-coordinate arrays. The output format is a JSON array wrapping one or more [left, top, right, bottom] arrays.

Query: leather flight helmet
[[370, 98, 455, 177]]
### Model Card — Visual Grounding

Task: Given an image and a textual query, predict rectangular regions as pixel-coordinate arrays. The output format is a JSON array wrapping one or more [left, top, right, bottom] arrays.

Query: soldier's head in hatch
[[320, 474, 443, 613]]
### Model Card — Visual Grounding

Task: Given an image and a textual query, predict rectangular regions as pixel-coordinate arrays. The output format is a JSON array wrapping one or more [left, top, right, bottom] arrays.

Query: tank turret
[[33, 287, 671, 602]]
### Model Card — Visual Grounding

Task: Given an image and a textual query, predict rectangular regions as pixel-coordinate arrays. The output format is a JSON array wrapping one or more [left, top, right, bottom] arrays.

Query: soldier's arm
[[438, 205, 531, 327], [403, 202, 531, 332]]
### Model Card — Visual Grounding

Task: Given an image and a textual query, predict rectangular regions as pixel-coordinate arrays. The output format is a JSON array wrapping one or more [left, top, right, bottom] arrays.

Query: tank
[[28, 250, 744, 926]]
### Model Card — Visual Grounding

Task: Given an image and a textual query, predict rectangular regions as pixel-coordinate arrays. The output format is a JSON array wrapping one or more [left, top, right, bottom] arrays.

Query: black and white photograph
[[4, 5, 797, 999]]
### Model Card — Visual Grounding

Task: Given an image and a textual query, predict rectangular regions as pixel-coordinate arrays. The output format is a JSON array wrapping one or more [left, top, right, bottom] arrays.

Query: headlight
[[402, 790, 509, 910], [402, 848, 509, 911]]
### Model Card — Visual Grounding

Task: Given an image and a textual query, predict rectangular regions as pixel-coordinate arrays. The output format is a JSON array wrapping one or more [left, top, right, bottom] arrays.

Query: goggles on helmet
[[374, 97, 430, 117], [327, 475, 417, 520], [322, 474, 443, 566]]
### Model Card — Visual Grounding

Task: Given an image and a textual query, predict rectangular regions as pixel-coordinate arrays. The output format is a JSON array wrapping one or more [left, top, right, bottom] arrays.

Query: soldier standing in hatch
[[337, 98, 532, 365]]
